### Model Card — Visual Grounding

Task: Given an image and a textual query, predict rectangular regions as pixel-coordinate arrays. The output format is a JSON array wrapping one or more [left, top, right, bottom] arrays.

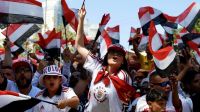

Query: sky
[[40, 0, 200, 50], [67, 0, 200, 50]]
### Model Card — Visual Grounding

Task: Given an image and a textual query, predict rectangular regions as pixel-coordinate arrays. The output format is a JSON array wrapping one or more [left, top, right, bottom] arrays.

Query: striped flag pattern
[[0, 0, 43, 24], [36, 28, 61, 59], [2, 24, 40, 47], [107, 25, 120, 43], [61, 0, 88, 44], [0, 90, 41, 112], [176, 2, 200, 33], [149, 21, 176, 70]]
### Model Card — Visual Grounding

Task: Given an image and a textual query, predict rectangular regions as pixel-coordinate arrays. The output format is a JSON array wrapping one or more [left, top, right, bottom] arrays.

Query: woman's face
[[107, 50, 124, 69], [44, 75, 62, 92]]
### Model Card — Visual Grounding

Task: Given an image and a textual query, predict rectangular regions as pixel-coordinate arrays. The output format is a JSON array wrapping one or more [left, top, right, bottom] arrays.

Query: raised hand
[[78, 5, 86, 21]]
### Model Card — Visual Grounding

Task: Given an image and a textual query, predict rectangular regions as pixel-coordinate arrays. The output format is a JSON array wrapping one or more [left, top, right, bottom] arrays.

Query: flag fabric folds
[[176, 2, 200, 33], [0, 90, 41, 112], [93, 13, 110, 47], [61, 0, 88, 44], [148, 21, 176, 70], [99, 30, 112, 58], [0, 0, 43, 24], [2, 24, 40, 47], [107, 25, 120, 44], [36, 28, 61, 60]]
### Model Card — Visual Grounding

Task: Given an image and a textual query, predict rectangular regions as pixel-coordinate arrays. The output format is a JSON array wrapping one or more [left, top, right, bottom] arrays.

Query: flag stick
[[81, 0, 86, 9], [33, 97, 58, 106]]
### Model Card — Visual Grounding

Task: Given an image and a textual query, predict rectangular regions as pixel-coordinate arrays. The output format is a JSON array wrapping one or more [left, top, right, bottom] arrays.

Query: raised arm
[[3, 39, 12, 67], [75, 6, 89, 60]]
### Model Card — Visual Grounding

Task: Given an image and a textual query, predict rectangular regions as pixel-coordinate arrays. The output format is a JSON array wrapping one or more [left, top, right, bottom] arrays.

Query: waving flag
[[149, 21, 176, 70], [128, 27, 137, 43], [107, 25, 120, 43], [2, 24, 40, 47], [61, 0, 88, 44], [138, 6, 178, 51], [37, 29, 61, 50], [11, 44, 24, 59], [99, 30, 112, 58], [176, 2, 200, 33], [138, 7, 166, 36], [0, 0, 43, 24], [36, 28, 61, 59], [93, 13, 110, 47], [0, 90, 41, 112]]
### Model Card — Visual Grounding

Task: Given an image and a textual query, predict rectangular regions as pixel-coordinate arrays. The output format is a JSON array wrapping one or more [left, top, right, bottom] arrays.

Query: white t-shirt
[[33, 87, 77, 112], [135, 92, 193, 112], [83, 52, 132, 112]]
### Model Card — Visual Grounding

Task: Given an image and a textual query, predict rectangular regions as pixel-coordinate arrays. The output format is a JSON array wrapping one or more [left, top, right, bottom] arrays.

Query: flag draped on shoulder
[[0, 0, 43, 24], [2, 24, 40, 46], [0, 90, 41, 112], [107, 25, 120, 43]]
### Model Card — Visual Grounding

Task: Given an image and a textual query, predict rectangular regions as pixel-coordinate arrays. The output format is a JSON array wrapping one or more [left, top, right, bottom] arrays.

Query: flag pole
[[81, 0, 86, 9], [32, 97, 58, 106]]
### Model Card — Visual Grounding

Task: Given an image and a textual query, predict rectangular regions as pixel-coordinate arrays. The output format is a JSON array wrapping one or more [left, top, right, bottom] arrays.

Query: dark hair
[[102, 52, 133, 82], [182, 68, 199, 85], [146, 89, 167, 102], [102, 53, 129, 72], [43, 85, 62, 97], [1, 66, 12, 69], [69, 71, 90, 88]]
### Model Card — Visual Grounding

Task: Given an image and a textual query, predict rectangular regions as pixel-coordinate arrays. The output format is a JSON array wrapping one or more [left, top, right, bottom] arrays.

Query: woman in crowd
[[75, 6, 135, 112]]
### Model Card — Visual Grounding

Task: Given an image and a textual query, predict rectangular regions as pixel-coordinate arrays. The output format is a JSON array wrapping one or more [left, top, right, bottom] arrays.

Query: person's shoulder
[[136, 95, 149, 112], [35, 91, 44, 97], [62, 86, 70, 92]]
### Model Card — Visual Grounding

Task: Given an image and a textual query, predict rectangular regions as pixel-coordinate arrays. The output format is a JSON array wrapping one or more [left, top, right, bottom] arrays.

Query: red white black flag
[[149, 21, 176, 70], [0, 0, 43, 24], [176, 2, 200, 33], [2, 24, 40, 47], [107, 25, 120, 44], [0, 90, 41, 112]]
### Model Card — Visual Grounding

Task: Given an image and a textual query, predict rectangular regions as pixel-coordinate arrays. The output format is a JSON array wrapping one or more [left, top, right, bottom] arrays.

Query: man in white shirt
[[135, 70, 192, 112]]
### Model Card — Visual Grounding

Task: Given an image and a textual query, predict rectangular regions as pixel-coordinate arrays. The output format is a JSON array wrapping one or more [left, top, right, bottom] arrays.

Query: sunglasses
[[151, 81, 170, 87]]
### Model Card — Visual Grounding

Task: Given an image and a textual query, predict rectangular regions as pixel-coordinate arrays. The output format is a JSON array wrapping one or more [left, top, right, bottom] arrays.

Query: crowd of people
[[0, 6, 200, 112]]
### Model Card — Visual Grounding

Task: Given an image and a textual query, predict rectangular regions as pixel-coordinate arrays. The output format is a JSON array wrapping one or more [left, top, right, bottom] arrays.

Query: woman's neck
[[107, 66, 118, 75], [48, 90, 57, 98]]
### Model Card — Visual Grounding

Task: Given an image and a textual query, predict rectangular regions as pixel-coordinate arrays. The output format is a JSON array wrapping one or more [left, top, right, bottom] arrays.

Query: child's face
[[149, 100, 166, 112], [44, 75, 62, 91]]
